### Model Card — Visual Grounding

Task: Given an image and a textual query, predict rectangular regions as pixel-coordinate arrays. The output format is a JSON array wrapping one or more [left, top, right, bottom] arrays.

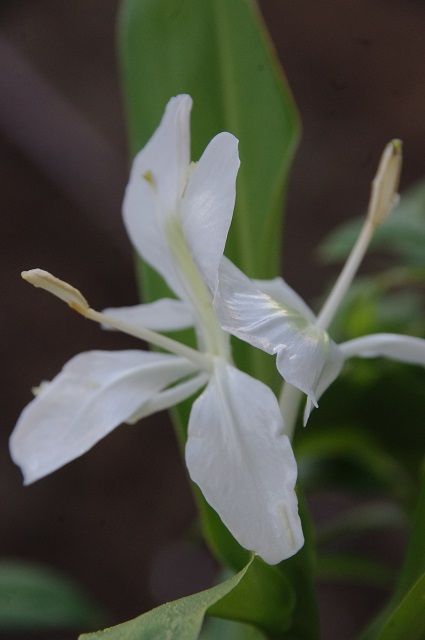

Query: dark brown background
[[1, 1, 425, 638]]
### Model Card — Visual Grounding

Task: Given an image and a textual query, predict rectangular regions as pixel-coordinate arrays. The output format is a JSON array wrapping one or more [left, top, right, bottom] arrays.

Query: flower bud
[[367, 139, 402, 227]]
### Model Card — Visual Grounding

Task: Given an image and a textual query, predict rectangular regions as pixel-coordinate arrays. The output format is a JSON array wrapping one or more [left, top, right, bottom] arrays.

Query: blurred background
[[1, 1, 425, 638]]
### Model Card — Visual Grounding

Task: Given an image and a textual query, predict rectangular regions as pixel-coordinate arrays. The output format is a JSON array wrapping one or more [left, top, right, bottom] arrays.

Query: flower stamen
[[21, 269, 212, 373]]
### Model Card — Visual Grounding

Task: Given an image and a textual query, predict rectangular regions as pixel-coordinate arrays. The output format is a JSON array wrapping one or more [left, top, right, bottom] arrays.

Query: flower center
[[166, 216, 230, 360]]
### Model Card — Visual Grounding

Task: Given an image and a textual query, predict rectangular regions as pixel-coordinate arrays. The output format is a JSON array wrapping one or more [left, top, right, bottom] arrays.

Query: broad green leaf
[[81, 557, 288, 640], [209, 559, 294, 634], [119, 0, 298, 279], [0, 560, 105, 631], [80, 561, 251, 640], [319, 181, 425, 267], [374, 572, 425, 640], [118, 5, 317, 639], [119, 0, 299, 389], [200, 617, 265, 640]]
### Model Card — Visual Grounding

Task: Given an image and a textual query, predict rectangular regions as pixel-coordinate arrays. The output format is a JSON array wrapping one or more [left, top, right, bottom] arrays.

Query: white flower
[[215, 257, 425, 424], [11, 96, 304, 565], [214, 140, 425, 424]]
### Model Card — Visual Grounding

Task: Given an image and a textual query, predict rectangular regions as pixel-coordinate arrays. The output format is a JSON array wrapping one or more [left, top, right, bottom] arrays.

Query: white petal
[[340, 333, 425, 366], [253, 276, 316, 323], [181, 133, 240, 293], [130, 94, 191, 214], [10, 350, 195, 484], [123, 95, 192, 297], [185, 361, 304, 564], [216, 258, 311, 355], [102, 298, 194, 332], [303, 344, 345, 424], [276, 333, 344, 407], [215, 258, 339, 402], [127, 372, 208, 424]]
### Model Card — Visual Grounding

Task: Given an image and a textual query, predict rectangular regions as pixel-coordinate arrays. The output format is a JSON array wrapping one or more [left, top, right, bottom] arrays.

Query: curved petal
[[102, 298, 194, 332], [129, 94, 191, 215], [127, 372, 208, 424], [215, 258, 313, 355], [303, 344, 345, 424], [10, 350, 195, 484], [340, 333, 425, 366], [185, 361, 304, 565], [123, 95, 192, 297], [215, 258, 338, 402], [276, 333, 344, 407], [253, 276, 316, 323], [181, 133, 240, 293]]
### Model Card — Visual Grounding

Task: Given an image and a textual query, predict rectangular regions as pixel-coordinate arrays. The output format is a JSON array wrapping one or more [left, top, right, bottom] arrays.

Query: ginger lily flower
[[215, 140, 425, 425], [11, 96, 303, 565]]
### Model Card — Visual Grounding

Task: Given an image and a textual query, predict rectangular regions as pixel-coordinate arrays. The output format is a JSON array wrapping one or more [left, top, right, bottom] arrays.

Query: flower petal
[[185, 361, 304, 564], [10, 350, 196, 484], [215, 258, 312, 354], [340, 333, 425, 366], [123, 95, 192, 297], [102, 298, 194, 332], [276, 332, 344, 408], [127, 372, 208, 424], [181, 133, 240, 293], [215, 257, 340, 402], [253, 276, 316, 323], [303, 343, 345, 424]]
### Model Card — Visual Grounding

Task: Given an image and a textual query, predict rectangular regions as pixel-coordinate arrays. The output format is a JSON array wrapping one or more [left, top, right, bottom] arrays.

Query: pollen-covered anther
[[142, 169, 156, 187], [21, 269, 89, 314]]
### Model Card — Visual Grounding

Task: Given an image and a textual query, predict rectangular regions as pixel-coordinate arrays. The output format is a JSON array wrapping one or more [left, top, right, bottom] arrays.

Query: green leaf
[[119, 0, 299, 389], [118, 5, 318, 639], [80, 557, 264, 640], [0, 560, 105, 631], [79, 565, 249, 639], [209, 559, 294, 634], [319, 181, 425, 267], [119, 0, 298, 278], [396, 461, 425, 597], [200, 617, 266, 640], [374, 572, 425, 640], [277, 494, 319, 640], [360, 462, 425, 639], [296, 426, 413, 501], [80, 555, 294, 640]]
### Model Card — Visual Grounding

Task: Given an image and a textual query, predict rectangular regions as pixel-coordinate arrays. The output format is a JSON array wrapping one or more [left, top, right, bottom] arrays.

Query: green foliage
[[80, 559, 255, 640], [375, 572, 425, 640], [0, 560, 105, 631], [316, 554, 395, 588], [118, 3, 318, 640], [360, 463, 425, 639], [200, 617, 266, 640], [209, 560, 294, 634], [296, 425, 413, 501], [395, 461, 425, 597], [273, 495, 319, 640], [119, 0, 299, 389], [319, 181, 425, 267]]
